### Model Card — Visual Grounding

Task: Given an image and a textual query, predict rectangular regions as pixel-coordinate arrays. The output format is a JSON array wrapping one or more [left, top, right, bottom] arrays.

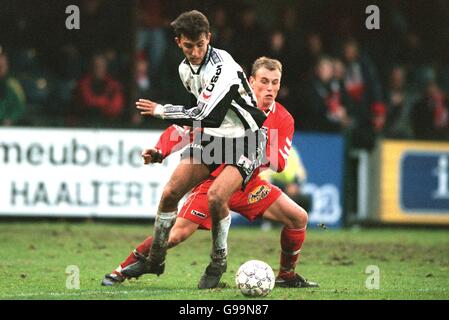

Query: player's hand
[[136, 99, 158, 116], [141, 148, 163, 164]]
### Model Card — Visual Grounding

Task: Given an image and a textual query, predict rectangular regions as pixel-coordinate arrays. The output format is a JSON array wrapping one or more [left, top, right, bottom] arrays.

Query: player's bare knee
[[160, 185, 183, 209], [167, 236, 181, 248], [167, 231, 185, 248], [296, 207, 308, 228], [287, 207, 308, 229], [207, 188, 226, 212]]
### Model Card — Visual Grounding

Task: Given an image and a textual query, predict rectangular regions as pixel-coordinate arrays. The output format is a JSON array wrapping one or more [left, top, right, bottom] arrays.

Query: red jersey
[[261, 101, 295, 173], [154, 125, 191, 159]]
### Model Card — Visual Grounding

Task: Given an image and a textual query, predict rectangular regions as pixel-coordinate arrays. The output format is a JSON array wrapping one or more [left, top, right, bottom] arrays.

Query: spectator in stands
[[341, 38, 386, 149], [332, 57, 355, 125], [401, 32, 428, 71], [412, 81, 449, 140], [267, 30, 294, 103], [131, 53, 163, 127], [267, 30, 289, 67], [299, 32, 324, 80], [277, 5, 304, 57], [332, 58, 346, 83], [292, 55, 353, 133], [72, 53, 124, 126], [137, 0, 169, 81], [0, 50, 26, 126], [76, 0, 123, 57], [276, 6, 306, 99], [233, 5, 267, 74], [135, 54, 152, 99], [210, 6, 234, 53], [384, 66, 415, 138]]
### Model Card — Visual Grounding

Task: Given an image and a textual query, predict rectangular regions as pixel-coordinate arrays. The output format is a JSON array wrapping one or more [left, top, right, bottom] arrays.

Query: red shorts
[[178, 175, 282, 230]]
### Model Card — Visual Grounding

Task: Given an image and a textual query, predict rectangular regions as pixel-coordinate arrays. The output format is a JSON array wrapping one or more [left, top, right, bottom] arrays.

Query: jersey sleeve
[[157, 63, 241, 127], [265, 113, 295, 172], [154, 125, 191, 159]]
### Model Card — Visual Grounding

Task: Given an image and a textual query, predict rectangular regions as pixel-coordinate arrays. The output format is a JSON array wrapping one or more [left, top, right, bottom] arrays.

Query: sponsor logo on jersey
[[248, 185, 271, 204], [204, 64, 222, 96], [191, 210, 207, 219]]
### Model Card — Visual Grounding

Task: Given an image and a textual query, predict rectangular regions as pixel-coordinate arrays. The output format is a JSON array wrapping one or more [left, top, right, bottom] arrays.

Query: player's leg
[[101, 236, 153, 286], [158, 159, 210, 212], [113, 218, 200, 281], [208, 165, 243, 255], [263, 192, 307, 228], [103, 218, 201, 285], [198, 165, 243, 289], [198, 129, 268, 289], [262, 193, 318, 288], [116, 179, 212, 281], [147, 158, 210, 275], [167, 217, 200, 248]]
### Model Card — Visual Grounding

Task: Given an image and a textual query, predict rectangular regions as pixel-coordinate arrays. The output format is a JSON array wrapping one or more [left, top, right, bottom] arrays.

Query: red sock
[[136, 236, 153, 256], [119, 236, 153, 269], [279, 227, 306, 279]]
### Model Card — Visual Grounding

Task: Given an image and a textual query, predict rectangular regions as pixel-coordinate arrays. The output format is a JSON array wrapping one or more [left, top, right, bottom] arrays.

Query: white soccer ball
[[235, 260, 275, 297]]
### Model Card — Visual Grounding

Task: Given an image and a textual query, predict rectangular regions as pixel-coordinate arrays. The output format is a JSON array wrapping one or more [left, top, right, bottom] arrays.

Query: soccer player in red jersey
[[102, 57, 318, 289]]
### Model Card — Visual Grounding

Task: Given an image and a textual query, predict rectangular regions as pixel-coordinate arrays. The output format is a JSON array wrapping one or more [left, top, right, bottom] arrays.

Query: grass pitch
[[0, 221, 448, 300]]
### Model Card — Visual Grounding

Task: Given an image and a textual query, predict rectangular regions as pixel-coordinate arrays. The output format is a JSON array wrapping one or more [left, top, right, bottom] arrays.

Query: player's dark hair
[[171, 10, 210, 40]]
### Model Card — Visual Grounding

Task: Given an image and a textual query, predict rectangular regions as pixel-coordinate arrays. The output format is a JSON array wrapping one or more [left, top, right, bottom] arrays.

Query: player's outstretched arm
[[141, 124, 192, 164], [136, 63, 241, 128], [153, 124, 191, 160], [136, 99, 161, 116]]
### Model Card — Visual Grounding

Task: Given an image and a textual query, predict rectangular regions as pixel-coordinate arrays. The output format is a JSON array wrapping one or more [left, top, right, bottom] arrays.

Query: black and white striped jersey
[[155, 46, 266, 138]]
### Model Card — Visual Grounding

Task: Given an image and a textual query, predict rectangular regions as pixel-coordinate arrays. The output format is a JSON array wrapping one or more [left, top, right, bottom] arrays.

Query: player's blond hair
[[251, 57, 283, 77]]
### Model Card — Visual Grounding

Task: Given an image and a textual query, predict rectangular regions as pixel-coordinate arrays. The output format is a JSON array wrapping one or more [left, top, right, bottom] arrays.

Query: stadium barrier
[[0, 128, 346, 228], [0, 127, 179, 218], [293, 132, 345, 228], [373, 139, 449, 225]]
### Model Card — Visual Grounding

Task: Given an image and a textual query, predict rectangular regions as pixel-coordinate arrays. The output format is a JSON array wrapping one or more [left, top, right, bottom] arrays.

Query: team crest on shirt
[[248, 185, 271, 204], [191, 210, 207, 219]]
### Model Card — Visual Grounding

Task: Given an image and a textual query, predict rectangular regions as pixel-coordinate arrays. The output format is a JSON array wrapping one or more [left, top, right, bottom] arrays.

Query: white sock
[[153, 209, 177, 249], [211, 214, 232, 260]]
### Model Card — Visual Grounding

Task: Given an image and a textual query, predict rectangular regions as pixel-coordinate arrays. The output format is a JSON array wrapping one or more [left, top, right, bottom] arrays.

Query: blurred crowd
[[1, 0, 449, 145]]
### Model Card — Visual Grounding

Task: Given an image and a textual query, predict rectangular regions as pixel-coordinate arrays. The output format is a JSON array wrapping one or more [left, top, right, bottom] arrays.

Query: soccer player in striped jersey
[[102, 57, 318, 289], [134, 10, 268, 279]]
